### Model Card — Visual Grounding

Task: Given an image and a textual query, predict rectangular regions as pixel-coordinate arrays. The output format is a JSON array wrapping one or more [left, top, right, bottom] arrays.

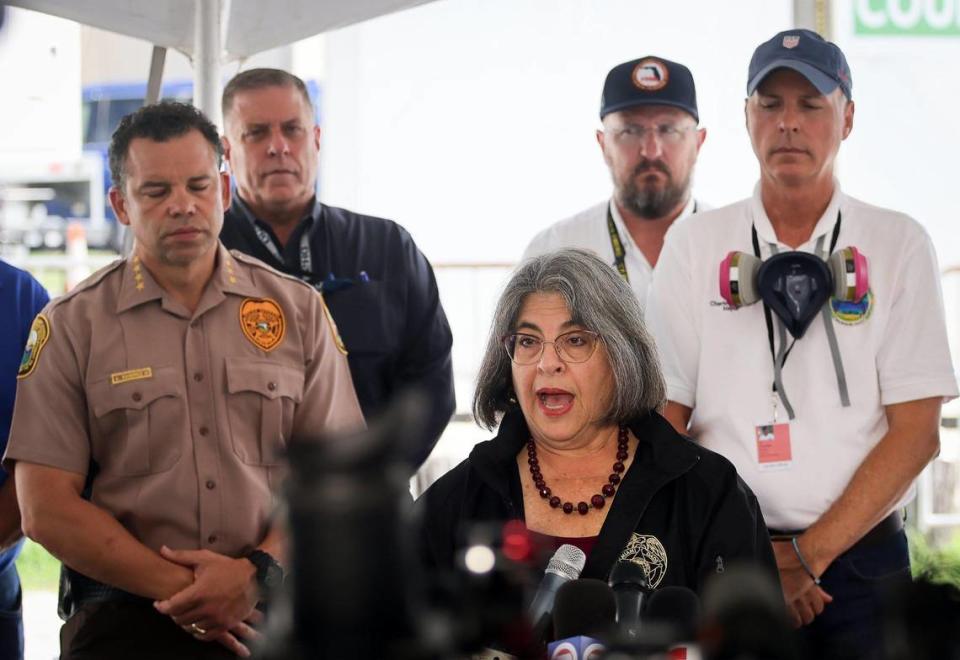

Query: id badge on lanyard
[[749, 210, 851, 471], [755, 392, 793, 471]]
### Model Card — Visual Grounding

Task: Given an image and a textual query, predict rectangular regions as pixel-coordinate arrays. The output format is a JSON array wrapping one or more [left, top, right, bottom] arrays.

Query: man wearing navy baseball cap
[[523, 56, 707, 304], [647, 29, 957, 659]]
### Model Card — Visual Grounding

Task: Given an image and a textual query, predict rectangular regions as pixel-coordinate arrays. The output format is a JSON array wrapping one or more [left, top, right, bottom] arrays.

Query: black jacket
[[418, 410, 778, 592], [221, 199, 455, 467]]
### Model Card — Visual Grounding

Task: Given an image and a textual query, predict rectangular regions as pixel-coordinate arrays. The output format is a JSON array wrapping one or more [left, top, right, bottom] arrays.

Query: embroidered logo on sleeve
[[240, 298, 286, 352], [18, 314, 51, 379], [110, 367, 154, 385], [618, 533, 668, 589], [319, 294, 348, 356]]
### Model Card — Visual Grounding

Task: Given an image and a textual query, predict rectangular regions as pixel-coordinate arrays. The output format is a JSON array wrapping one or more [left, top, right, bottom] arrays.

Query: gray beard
[[619, 171, 691, 220]]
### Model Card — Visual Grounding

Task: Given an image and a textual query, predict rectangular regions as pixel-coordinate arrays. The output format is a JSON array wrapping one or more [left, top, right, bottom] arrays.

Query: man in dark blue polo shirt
[[219, 69, 454, 467], [0, 258, 49, 659]]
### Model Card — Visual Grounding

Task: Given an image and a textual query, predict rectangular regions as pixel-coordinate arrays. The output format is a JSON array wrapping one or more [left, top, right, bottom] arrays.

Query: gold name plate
[[110, 367, 153, 385]]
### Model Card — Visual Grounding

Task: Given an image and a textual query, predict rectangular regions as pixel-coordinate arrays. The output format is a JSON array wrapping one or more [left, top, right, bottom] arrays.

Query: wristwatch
[[246, 549, 284, 591]]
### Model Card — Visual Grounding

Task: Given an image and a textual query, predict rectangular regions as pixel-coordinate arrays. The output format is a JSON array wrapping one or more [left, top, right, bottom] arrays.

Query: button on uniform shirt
[[522, 197, 702, 305], [4, 244, 364, 557]]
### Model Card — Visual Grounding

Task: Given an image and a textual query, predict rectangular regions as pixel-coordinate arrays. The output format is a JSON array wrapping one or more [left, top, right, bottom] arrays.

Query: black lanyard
[[606, 200, 698, 282], [236, 199, 342, 291], [249, 217, 315, 275], [751, 211, 842, 395]]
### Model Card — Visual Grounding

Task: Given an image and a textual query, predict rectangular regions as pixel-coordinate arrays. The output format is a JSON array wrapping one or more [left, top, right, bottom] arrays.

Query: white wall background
[[319, 0, 960, 270], [319, 0, 790, 264], [0, 8, 80, 159], [834, 0, 960, 270]]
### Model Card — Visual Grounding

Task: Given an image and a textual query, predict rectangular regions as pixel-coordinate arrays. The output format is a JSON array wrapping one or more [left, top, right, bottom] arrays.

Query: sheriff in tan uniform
[[4, 102, 364, 660]]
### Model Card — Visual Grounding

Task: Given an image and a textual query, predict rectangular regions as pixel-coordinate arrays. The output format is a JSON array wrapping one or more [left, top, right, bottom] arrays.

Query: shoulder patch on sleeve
[[18, 313, 51, 379], [319, 294, 348, 356]]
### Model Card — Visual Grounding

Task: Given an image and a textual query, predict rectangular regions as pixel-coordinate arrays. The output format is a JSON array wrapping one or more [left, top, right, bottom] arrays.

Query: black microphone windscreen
[[881, 577, 960, 660], [701, 563, 800, 660], [608, 559, 651, 591], [552, 579, 617, 640], [645, 586, 701, 641]]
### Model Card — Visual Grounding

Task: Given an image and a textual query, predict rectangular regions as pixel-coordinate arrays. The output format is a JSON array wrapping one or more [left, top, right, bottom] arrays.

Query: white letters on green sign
[[855, 0, 960, 35]]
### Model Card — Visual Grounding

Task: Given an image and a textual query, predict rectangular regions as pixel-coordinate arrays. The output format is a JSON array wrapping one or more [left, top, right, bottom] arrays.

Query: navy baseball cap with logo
[[747, 29, 852, 99], [600, 56, 699, 123]]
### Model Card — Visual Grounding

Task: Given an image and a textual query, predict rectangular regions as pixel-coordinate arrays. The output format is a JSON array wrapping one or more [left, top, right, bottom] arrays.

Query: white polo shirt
[[522, 197, 700, 304], [646, 183, 958, 530]]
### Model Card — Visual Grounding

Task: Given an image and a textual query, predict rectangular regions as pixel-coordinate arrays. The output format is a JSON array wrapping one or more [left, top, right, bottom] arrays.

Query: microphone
[[548, 637, 606, 660], [608, 559, 651, 637], [880, 577, 960, 660], [645, 586, 702, 660], [548, 578, 616, 659], [470, 650, 519, 660], [528, 544, 587, 636], [258, 392, 431, 659], [700, 563, 800, 660], [552, 578, 617, 639], [645, 586, 701, 642]]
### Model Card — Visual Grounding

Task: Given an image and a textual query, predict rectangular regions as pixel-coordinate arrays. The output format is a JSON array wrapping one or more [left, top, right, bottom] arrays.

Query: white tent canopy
[[6, 0, 438, 122], [6, 0, 437, 59]]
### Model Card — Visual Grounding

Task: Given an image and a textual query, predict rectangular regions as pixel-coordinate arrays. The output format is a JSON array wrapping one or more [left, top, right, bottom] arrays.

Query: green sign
[[855, 0, 960, 35]]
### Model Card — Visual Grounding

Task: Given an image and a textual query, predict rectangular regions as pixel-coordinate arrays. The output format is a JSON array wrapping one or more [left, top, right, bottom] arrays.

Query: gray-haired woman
[[418, 249, 776, 593]]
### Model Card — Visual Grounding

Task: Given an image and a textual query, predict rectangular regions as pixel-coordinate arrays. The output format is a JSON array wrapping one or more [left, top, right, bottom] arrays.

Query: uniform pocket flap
[[225, 358, 304, 403], [88, 367, 181, 417]]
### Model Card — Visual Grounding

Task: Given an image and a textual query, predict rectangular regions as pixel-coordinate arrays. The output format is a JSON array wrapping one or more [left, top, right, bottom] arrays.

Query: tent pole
[[194, 0, 223, 128], [145, 46, 167, 106]]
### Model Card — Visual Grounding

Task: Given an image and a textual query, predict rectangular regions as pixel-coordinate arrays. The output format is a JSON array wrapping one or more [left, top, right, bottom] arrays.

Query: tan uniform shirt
[[4, 243, 364, 557]]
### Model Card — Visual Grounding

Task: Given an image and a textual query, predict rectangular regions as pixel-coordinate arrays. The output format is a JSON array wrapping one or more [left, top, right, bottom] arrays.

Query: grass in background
[[16, 539, 60, 592], [33, 269, 66, 297], [909, 528, 960, 585], [26, 249, 121, 297]]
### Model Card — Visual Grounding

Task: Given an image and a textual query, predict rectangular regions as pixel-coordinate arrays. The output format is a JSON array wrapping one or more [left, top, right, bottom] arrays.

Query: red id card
[[755, 422, 792, 469]]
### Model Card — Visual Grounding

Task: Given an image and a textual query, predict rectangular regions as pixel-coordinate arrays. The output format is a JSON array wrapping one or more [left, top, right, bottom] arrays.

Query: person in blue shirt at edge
[[218, 69, 455, 467], [0, 259, 49, 660]]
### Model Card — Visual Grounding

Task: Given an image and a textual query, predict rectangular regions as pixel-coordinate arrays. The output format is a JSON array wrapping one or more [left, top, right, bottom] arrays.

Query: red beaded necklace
[[526, 426, 630, 515]]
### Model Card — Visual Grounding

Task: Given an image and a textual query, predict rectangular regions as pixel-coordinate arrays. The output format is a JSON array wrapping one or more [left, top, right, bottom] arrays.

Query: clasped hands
[[153, 546, 263, 658], [772, 538, 833, 629]]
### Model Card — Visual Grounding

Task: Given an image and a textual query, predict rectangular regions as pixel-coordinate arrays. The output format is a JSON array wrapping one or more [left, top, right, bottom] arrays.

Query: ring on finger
[[190, 622, 208, 636]]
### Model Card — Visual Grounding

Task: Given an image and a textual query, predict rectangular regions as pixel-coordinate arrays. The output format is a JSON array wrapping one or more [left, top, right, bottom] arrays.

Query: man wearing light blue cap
[[646, 29, 957, 659]]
